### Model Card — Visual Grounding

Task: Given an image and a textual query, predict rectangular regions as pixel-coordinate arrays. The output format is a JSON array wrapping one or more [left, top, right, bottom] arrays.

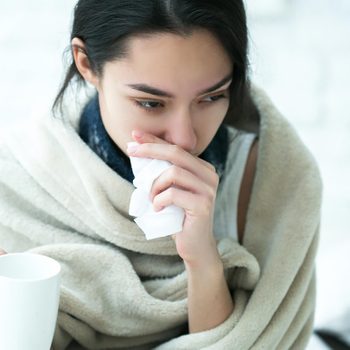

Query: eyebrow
[[126, 72, 233, 98]]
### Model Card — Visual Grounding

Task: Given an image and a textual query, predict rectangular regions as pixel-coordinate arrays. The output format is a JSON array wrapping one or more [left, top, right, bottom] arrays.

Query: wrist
[[184, 251, 223, 277]]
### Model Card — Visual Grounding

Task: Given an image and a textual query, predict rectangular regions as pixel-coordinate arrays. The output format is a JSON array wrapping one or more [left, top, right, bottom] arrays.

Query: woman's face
[[94, 29, 233, 156]]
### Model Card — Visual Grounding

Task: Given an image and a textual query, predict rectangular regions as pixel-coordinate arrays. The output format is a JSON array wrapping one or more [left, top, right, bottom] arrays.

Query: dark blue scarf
[[78, 94, 229, 183]]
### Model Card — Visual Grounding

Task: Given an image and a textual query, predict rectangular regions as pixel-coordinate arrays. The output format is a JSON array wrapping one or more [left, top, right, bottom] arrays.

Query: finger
[[197, 157, 216, 172], [153, 187, 212, 216], [132, 130, 217, 172], [132, 130, 168, 145], [150, 165, 214, 201], [131, 130, 215, 171], [130, 140, 214, 171], [127, 142, 218, 186]]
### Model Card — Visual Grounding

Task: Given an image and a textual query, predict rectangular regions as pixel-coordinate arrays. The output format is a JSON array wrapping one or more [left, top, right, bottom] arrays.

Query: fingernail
[[127, 143, 139, 154], [133, 130, 144, 138]]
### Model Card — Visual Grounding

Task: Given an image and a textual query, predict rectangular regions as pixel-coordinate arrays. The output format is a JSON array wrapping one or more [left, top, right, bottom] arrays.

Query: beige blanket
[[0, 85, 323, 349]]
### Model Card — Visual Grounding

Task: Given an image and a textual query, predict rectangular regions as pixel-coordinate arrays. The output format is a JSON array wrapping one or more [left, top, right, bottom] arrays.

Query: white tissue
[[128, 142, 185, 240]]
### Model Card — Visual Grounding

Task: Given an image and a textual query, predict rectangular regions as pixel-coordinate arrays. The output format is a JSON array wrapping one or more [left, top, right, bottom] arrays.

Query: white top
[[213, 127, 257, 242]]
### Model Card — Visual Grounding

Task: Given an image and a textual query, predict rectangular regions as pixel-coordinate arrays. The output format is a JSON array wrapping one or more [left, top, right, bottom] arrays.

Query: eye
[[200, 94, 227, 103], [133, 100, 164, 112]]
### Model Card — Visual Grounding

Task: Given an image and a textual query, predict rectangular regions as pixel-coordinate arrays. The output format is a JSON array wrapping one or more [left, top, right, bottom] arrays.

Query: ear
[[71, 37, 100, 88]]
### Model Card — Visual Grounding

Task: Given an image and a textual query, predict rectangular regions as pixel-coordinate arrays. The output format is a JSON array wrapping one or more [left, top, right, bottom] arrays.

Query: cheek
[[99, 96, 136, 152], [102, 96, 163, 149], [193, 104, 228, 150], [195, 103, 228, 129]]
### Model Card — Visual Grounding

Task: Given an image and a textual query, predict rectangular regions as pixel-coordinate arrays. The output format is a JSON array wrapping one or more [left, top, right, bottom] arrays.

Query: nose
[[163, 110, 197, 153]]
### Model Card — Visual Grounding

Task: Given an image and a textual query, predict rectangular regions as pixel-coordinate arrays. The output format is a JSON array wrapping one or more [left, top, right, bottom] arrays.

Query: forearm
[[185, 258, 234, 333]]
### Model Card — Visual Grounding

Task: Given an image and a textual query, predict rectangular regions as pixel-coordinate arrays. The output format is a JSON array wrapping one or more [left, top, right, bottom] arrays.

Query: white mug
[[0, 252, 61, 350]]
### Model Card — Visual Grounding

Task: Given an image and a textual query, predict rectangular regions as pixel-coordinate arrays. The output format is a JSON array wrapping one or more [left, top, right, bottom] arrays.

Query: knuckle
[[212, 173, 220, 187], [152, 194, 161, 206], [168, 187, 177, 197], [169, 165, 179, 177], [150, 182, 159, 198], [162, 166, 180, 187], [207, 187, 217, 201], [200, 199, 212, 215], [208, 163, 216, 172]]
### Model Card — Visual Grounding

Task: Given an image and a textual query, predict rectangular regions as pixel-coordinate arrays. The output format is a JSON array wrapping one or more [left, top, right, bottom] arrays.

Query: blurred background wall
[[0, 1, 349, 348], [246, 2, 350, 348]]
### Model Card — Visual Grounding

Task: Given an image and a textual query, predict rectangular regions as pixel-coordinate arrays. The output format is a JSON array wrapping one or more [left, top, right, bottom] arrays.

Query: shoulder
[[237, 137, 259, 244]]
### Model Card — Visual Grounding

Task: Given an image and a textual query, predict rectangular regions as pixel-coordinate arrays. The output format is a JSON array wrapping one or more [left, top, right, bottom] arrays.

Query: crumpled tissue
[[128, 142, 185, 240]]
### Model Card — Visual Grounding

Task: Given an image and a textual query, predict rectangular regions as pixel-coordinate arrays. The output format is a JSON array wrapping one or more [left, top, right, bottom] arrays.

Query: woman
[[0, 0, 322, 349]]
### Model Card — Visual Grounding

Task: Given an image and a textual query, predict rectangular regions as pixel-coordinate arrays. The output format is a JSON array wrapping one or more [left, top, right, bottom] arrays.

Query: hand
[[127, 131, 222, 270]]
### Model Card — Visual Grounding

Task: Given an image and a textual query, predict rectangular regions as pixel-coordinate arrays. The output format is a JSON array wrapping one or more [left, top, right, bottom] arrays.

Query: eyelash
[[133, 94, 228, 112]]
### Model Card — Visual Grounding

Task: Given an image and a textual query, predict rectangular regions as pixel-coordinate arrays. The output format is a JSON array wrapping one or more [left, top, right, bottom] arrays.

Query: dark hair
[[52, 0, 260, 133]]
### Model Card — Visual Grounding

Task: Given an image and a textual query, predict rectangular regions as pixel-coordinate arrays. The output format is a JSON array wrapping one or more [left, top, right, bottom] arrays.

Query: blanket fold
[[0, 84, 322, 349]]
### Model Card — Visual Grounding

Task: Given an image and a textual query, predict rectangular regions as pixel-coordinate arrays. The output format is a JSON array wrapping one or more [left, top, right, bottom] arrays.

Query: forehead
[[103, 29, 232, 93]]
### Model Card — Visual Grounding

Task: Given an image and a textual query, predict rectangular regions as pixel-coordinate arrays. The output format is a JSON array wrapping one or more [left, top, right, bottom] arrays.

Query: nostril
[[163, 117, 197, 151]]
